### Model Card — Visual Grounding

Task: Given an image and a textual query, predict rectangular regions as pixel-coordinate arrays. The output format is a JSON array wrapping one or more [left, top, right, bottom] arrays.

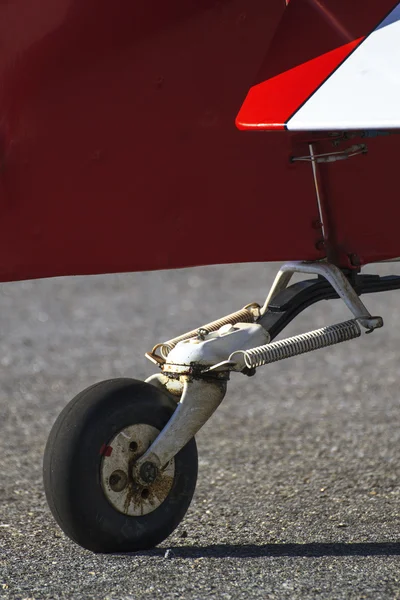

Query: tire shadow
[[130, 542, 400, 559]]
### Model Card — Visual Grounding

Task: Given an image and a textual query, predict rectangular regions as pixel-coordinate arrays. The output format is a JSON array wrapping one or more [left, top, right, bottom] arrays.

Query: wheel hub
[[100, 424, 175, 516]]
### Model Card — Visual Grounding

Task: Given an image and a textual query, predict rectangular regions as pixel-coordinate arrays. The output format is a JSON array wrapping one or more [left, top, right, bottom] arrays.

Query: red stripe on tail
[[236, 37, 363, 131]]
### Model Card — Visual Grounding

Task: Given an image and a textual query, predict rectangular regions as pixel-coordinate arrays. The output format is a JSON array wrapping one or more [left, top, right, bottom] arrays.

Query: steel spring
[[154, 304, 259, 361], [233, 319, 361, 369]]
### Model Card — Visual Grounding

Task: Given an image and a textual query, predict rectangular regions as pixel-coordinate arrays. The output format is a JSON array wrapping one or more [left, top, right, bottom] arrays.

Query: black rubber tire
[[43, 378, 198, 553]]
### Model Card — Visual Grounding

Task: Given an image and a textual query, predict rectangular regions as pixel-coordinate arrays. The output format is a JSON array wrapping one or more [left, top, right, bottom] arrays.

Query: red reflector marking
[[99, 444, 113, 457]]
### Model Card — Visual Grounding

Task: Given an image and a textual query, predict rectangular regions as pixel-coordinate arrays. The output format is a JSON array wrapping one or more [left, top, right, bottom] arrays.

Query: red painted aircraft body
[[0, 0, 398, 282]]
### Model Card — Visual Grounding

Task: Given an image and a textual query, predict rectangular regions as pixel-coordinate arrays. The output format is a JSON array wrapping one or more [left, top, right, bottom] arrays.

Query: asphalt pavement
[[1, 261, 400, 599]]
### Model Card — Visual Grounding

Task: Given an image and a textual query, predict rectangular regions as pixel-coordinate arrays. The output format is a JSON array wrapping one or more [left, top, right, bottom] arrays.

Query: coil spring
[[151, 304, 259, 361], [232, 319, 361, 370]]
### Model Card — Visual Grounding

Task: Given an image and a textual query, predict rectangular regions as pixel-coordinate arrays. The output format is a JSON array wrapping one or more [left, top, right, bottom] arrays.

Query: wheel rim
[[100, 424, 175, 516]]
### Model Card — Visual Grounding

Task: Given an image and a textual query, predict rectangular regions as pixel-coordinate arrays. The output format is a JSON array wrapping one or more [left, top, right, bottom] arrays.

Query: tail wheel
[[43, 378, 198, 553]]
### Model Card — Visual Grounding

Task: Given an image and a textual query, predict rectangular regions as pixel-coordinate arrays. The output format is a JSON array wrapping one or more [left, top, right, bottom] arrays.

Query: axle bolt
[[139, 461, 159, 484]]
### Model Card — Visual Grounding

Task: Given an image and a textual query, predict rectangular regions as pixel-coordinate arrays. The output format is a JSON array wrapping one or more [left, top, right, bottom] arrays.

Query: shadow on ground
[[129, 542, 400, 559]]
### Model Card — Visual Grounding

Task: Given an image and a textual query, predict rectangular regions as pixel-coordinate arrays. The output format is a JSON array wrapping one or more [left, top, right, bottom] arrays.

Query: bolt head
[[139, 461, 159, 484]]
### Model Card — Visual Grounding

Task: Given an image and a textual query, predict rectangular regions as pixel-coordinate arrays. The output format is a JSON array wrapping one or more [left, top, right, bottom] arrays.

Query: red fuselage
[[0, 0, 398, 281]]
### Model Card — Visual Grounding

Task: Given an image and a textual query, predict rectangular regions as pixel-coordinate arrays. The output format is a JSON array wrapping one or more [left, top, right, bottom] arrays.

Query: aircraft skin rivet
[[349, 253, 361, 267], [312, 219, 323, 230]]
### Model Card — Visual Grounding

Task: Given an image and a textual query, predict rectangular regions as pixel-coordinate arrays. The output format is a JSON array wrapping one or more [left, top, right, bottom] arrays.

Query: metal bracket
[[258, 272, 400, 342], [133, 377, 227, 480], [259, 261, 383, 332], [145, 304, 259, 366], [291, 143, 367, 164]]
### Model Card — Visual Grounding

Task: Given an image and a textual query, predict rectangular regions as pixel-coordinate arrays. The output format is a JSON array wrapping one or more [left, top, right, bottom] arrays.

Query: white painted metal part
[[146, 305, 258, 364], [165, 322, 270, 367], [145, 373, 183, 400], [287, 3, 400, 131], [134, 377, 227, 474], [260, 261, 383, 332]]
